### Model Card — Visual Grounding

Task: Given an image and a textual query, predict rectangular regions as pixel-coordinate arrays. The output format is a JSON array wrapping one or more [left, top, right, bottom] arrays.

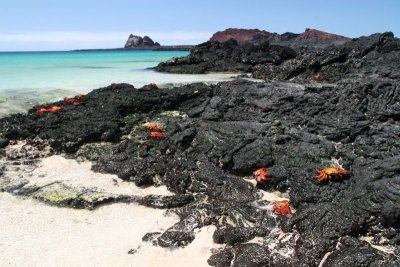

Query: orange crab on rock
[[143, 122, 163, 132], [64, 94, 85, 106], [315, 167, 349, 182], [273, 200, 292, 217], [36, 106, 62, 114], [148, 132, 166, 140], [253, 168, 272, 184]]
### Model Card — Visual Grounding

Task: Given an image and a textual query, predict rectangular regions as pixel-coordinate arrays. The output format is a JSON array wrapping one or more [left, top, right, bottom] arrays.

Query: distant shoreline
[[73, 45, 194, 52]]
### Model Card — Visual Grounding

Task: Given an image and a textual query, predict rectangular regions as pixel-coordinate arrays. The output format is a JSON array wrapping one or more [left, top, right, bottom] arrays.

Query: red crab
[[64, 94, 85, 106], [63, 97, 79, 106], [253, 168, 272, 184], [75, 94, 85, 101], [143, 122, 163, 132], [314, 73, 322, 81], [36, 106, 62, 114], [273, 200, 292, 217], [148, 132, 166, 139], [315, 167, 349, 182]]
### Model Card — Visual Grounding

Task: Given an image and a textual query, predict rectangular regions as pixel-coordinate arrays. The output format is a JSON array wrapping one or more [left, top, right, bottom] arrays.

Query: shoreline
[[72, 45, 194, 52], [0, 142, 290, 267], [1, 31, 400, 266], [0, 68, 242, 119]]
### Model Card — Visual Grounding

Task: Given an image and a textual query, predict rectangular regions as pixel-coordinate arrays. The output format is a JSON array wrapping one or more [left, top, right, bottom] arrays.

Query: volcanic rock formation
[[156, 32, 399, 82], [210, 28, 284, 43], [209, 28, 348, 43], [155, 39, 297, 74], [124, 34, 160, 48], [294, 28, 349, 41], [253, 32, 400, 82]]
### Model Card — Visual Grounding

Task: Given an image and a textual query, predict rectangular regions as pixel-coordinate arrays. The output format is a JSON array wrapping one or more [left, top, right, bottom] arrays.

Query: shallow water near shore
[[0, 50, 236, 117]]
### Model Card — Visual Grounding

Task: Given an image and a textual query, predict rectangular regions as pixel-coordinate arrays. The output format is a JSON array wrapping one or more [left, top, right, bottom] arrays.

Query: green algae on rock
[[33, 183, 82, 207]]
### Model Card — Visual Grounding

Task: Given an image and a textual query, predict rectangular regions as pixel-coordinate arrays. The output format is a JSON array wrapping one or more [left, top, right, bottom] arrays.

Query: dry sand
[[0, 193, 220, 267], [28, 155, 174, 197]]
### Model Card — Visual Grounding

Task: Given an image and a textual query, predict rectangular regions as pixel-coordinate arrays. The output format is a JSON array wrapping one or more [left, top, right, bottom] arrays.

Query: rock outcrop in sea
[[124, 34, 160, 48], [1, 30, 400, 266]]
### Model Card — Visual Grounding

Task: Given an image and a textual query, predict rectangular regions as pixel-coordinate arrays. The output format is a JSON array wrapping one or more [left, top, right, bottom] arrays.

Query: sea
[[0, 50, 235, 117]]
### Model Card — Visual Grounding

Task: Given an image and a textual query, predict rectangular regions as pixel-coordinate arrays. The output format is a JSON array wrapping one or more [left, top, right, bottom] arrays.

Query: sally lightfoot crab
[[273, 200, 292, 217], [315, 167, 349, 182], [253, 168, 271, 184], [36, 105, 62, 114], [148, 132, 166, 140], [143, 122, 163, 132]]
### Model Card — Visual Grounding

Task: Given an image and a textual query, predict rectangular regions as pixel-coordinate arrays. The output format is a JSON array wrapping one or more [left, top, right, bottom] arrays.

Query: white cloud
[[0, 31, 213, 51]]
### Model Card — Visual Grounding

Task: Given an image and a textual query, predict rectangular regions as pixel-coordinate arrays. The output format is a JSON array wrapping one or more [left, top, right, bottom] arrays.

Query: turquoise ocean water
[[0, 50, 234, 117]]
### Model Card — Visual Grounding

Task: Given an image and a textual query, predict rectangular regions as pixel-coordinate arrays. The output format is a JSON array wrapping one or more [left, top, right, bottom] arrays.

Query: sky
[[0, 0, 399, 51]]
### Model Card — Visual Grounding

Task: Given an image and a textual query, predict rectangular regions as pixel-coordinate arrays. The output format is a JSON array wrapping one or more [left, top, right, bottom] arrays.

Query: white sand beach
[[0, 192, 221, 267], [0, 148, 228, 267], [0, 141, 224, 267]]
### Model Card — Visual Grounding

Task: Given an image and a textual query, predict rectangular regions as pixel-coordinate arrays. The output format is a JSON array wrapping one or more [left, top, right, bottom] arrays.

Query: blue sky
[[0, 0, 399, 51]]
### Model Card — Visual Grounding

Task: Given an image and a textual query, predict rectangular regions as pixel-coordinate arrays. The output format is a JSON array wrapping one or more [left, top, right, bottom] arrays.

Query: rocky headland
[[155, 30, 399, 79], [209, 28, 349, 43], [1, 29, 400, 266]]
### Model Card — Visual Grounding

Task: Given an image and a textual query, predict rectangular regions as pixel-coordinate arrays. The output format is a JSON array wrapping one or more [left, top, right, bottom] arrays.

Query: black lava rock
[[207, 248, 234, 267], [155, 32, 400, 84], [155, 39, 297, 74], [0, 138, 9, 148]]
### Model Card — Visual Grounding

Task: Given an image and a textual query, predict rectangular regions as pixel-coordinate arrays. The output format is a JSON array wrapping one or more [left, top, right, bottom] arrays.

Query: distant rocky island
[[75, 34, 193, 51], [124, 34, 161, 48], [123, 34, 192, 51]]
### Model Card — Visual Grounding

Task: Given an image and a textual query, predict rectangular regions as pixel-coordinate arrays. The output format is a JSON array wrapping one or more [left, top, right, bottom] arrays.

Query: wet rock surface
[[1, 33, 400, 265]]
